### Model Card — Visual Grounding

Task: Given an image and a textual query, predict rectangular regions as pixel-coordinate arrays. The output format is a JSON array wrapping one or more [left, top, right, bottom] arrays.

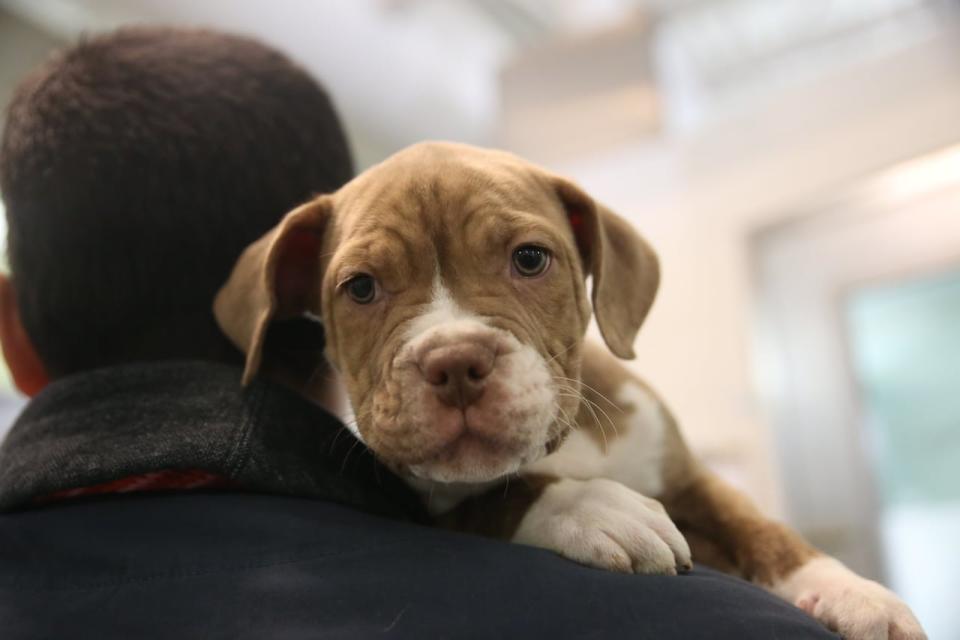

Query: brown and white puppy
[[214, 142, 925, 640]]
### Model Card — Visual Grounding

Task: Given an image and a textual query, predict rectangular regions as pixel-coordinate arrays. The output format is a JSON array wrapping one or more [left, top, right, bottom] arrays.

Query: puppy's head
[[215, 142, 658, 484]]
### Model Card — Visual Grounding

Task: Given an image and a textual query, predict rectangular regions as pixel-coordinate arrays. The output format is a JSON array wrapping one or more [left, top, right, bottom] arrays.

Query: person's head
[[0, 27, 353, 394]]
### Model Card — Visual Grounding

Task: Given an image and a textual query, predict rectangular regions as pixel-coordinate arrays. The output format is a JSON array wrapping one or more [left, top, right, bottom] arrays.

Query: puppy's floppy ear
[[554, 179, 659, 359], [213, 197, 332, 384]]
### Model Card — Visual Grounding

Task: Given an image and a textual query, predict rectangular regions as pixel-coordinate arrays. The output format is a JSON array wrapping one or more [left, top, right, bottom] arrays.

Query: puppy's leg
[[576, 344, 924, 638], [512, 476, 691, 575], [439, 474, 692, 575], [662, 470, 926, 640]]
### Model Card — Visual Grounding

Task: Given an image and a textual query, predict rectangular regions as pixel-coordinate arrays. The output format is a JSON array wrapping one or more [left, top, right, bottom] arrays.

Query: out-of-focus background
[[1, 0, 958, 634]]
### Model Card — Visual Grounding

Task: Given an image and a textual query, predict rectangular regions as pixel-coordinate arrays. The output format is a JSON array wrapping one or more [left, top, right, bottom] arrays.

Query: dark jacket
[[0, 361, 835, 639]]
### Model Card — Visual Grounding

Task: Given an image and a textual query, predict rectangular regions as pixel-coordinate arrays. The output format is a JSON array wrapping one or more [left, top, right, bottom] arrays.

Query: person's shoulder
[[0, 493, 837, 639]]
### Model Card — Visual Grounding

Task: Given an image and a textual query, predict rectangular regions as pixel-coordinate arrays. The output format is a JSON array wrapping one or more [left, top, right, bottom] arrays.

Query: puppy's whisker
[[554, 391, 582, 404], [553, 376, 623, 412], [568, 394, 620, 437], [565, 389, 609, 450], [544, 342, 577, 365], [555, 389, 609, 445], [304, 363, 330, 391], [552, 411, 574, 434], [329, 425, 351, 453], [339, 437, 367, 474], [554, 402, 575, 430], [588, 396, 618, 440], [331, 409, 366, 452], [552, 375, 621, 442], [583, 399, 610, 451], [552, 380, 590, 413], [553, 382, 584, 399], [584, 396, 619, 438]]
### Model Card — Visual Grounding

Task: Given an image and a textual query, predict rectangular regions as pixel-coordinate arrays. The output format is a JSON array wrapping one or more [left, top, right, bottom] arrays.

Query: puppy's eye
[[344, 274, 377, 304], [512, 245, 551, 277]]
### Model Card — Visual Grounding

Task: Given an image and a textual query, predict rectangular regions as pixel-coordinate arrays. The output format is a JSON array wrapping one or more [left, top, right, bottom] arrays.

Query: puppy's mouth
[[358, 320, 572, 485], [362, 373, 562, 485], [404, 408, 537, 483]]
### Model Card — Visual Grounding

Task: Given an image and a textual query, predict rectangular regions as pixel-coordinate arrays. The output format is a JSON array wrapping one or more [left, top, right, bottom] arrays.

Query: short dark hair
[[0, 27, 353, 376]]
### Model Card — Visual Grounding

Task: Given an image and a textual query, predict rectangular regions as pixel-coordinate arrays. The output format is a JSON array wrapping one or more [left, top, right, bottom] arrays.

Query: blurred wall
[[0, 8, 63, 255], [541, 26, 960, 515], [0, 10, 62, 125]]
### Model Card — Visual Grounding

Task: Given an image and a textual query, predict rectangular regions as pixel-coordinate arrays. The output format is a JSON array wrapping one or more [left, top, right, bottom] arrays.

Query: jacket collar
[[0, 360, 425, 520]]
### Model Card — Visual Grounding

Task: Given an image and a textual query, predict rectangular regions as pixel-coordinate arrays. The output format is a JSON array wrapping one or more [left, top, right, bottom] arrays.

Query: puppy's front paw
[[776, 557, 926, 640], [512, 477, 691, 574]]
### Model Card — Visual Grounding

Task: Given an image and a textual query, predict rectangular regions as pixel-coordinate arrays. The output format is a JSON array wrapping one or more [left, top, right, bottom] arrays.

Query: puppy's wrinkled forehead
[[213, 140, 660, 389], [330, 143, 568, 271]]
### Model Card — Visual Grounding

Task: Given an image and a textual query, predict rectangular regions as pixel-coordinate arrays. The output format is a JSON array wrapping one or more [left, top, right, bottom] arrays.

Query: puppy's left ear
[[553, 179, 660, 359], [213, 197, 332, 385]]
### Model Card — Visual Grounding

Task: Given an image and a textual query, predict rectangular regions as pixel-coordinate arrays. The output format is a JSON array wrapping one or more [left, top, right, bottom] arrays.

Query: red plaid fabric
[[36, 469, 235, 504]]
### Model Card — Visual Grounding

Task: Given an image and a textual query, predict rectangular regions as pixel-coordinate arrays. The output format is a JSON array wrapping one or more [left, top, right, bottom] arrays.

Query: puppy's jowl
[[215, 142, 925, 640]]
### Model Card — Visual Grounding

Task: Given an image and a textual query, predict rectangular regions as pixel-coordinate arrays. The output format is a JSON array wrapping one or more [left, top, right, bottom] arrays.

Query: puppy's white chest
[[523, 380, 668, 498]]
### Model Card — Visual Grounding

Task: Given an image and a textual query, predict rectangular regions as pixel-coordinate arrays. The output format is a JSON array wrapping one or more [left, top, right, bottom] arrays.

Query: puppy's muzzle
[[420, 342, 495, 408]]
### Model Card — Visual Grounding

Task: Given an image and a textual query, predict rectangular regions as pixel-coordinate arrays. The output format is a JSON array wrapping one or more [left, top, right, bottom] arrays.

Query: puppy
[[214, 142, 925, 639]]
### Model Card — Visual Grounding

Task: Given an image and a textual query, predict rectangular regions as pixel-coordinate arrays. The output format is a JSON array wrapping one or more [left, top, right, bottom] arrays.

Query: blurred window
[[847, 268, 960, 505], [846, 267, 960, 640]]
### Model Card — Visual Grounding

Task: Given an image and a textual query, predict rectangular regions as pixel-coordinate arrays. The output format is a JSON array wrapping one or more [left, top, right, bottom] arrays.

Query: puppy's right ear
[[214, 197, 332, 385]]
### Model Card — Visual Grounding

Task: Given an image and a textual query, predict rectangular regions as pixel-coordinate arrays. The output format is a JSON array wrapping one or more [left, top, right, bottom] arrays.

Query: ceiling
[[1, 0, 956, 165]]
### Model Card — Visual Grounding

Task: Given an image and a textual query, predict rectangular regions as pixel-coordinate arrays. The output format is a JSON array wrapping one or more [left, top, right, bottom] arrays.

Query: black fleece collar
[[0, 360, 425, 521]]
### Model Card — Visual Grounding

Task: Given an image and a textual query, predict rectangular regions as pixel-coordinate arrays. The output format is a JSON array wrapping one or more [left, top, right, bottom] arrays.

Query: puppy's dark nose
[[420, 343, 495, 408]]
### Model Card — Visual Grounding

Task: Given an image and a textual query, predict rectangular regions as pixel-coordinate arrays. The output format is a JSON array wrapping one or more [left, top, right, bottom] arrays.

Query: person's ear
[[0, 274, 49, 396], [213, 196, 332, 385], [551, 178, 660, 360]]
